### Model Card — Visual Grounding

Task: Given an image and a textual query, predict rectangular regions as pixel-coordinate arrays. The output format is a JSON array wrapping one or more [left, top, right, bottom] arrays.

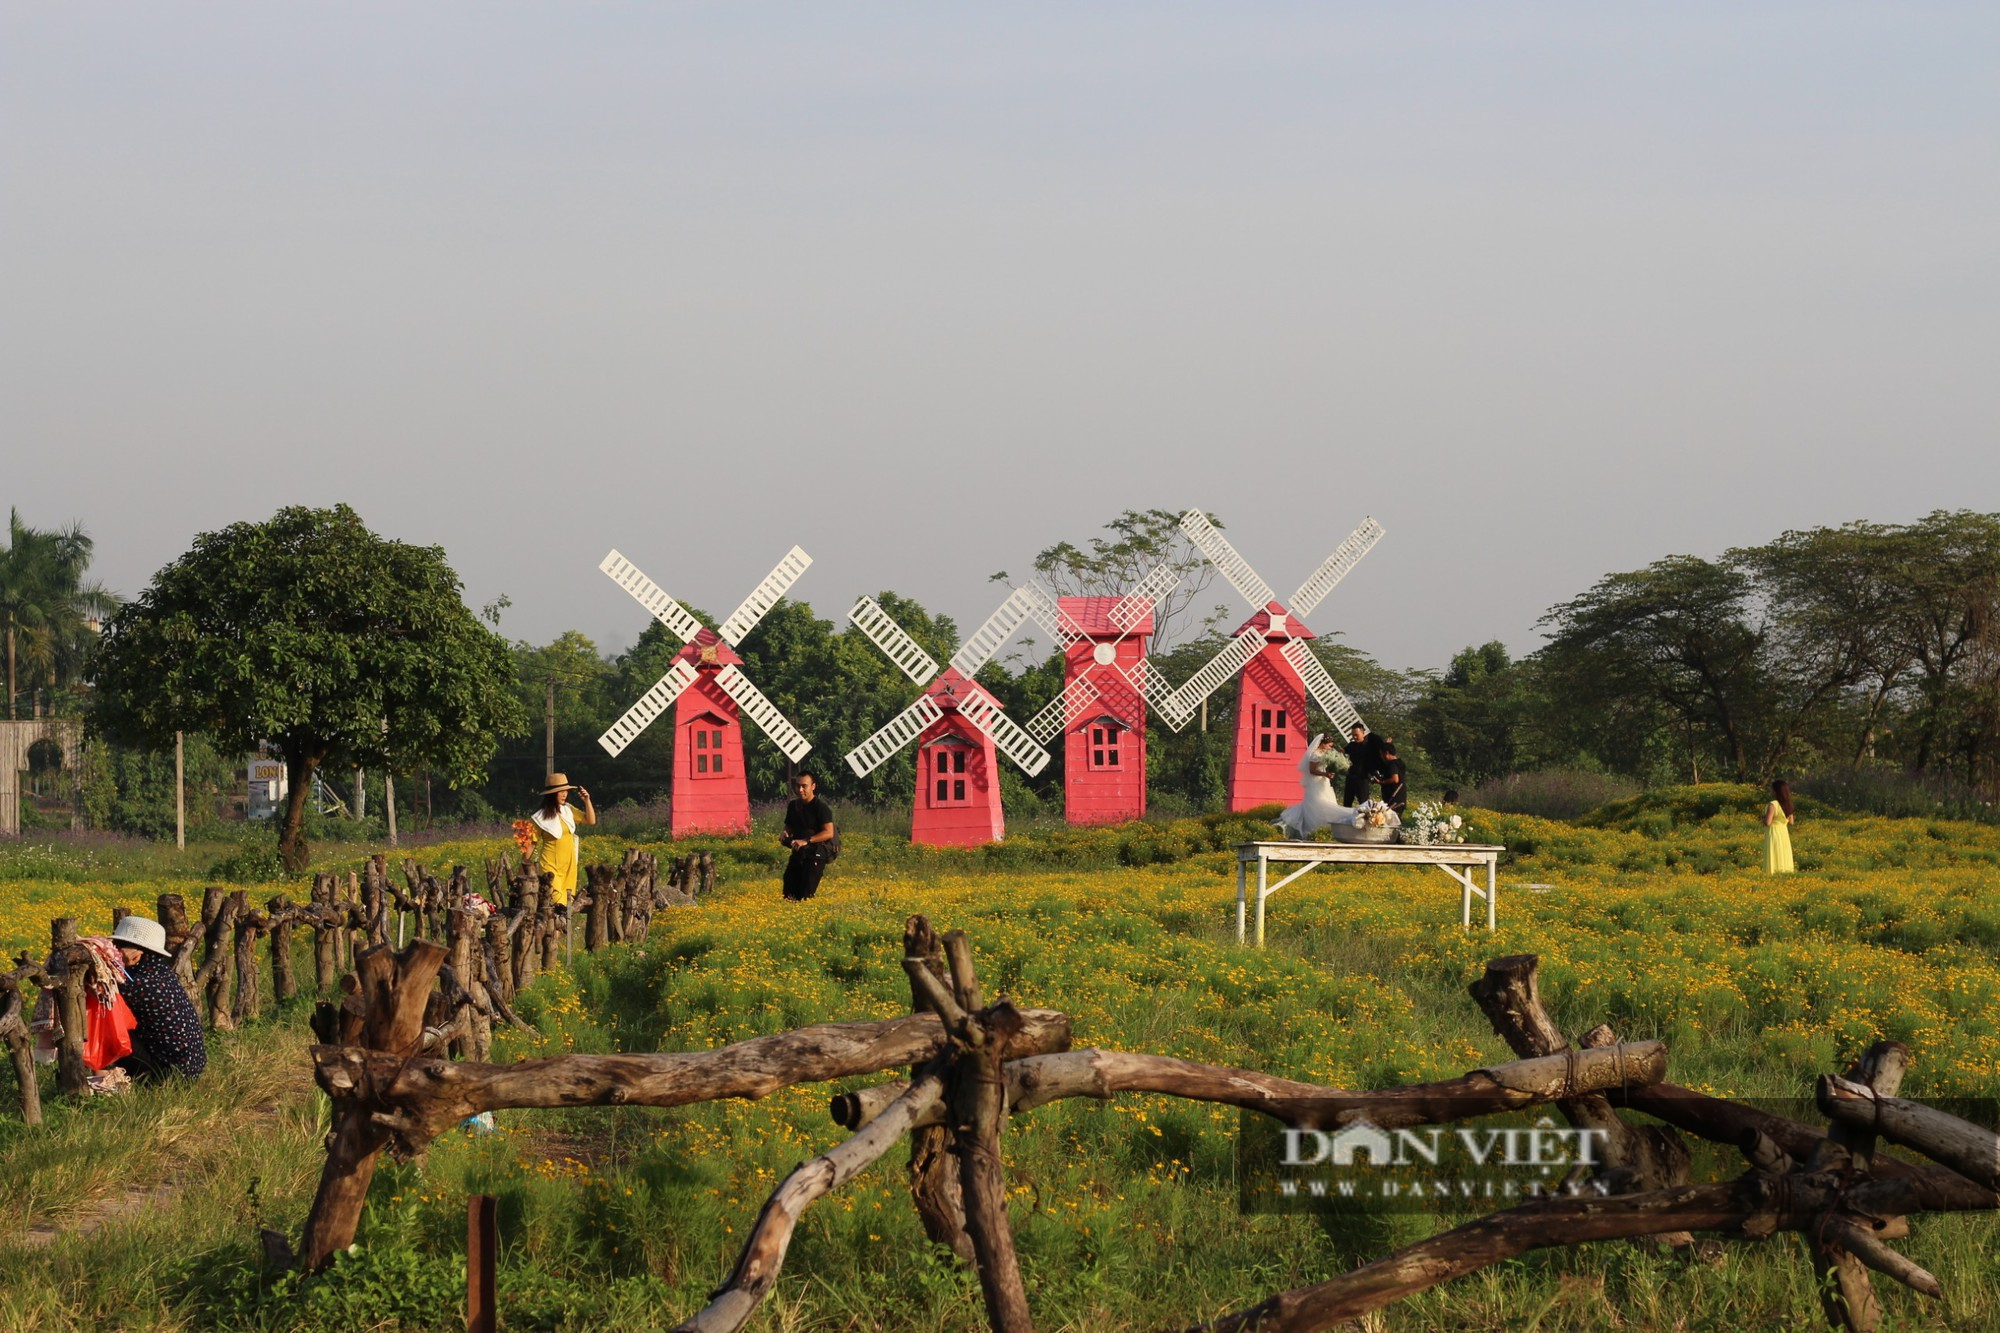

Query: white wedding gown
[[1276, 734, 1353, 838]]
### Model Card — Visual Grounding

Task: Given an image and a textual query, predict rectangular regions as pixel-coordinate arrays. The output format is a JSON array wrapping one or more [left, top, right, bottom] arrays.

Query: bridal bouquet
[[1406, 800, 1465, 845]]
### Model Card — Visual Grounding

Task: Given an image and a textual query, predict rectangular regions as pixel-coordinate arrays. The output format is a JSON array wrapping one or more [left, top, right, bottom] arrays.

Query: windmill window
[[930, 746, 970, 806], [691, 726, 726, 777], [1256, 707, 1288, 755], [1088, 723, 1123, 771]]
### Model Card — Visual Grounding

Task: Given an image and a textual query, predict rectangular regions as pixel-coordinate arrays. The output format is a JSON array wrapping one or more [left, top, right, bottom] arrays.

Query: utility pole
[[379, 718, 396, 845], [175, 731, 185, 850], [545, 676, 556, 781]]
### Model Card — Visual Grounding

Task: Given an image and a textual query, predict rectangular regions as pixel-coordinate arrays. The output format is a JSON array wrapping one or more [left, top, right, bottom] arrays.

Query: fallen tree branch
[[673, 1058, 951, 1333], [1169, 1169, 1999, 1333], [314, 1008, 1073, 1158], [832, 1043, 1667, 1134]]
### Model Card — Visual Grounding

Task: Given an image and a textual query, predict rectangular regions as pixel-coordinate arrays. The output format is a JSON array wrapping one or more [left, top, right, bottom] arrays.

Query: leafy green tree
[[1412, 642, 1527, 786], [1536, 556, 1769, 781], [0, 509, 115, 719], [89, 505, 525, 870]]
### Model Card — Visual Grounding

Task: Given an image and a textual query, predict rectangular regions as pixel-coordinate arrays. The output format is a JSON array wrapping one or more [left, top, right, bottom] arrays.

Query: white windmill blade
[[948, 586, 1045, 679], [1118, 657, 1190, 732], [1288, 518, 1385, 619], [713, 664, 813, 763], [1108, 561, 1180, 635], [848, 596, 941, 685], [956, 689, 1052, 777], [1024, 673, 1101, 743], [601, 551, 706, 644], [1280, 639, 1365, 735], [1163, 627, 1268, 721], [718, 546, 812, 647], [1017, 580, 1088, 649], [844, 694, 945, 777], [597, 659, 699, 758], [1178, 511, 1277, 610]]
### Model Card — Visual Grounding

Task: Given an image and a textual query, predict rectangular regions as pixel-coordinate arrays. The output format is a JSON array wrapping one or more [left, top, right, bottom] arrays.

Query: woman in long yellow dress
[[529, 773, 596, 906], [1761, 779, 1796, 874]]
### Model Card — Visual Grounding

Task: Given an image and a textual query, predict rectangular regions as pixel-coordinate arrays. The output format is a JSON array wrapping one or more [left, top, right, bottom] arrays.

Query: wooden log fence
[[287, 923, 2000, 1333], [0, 847, 690, 1127]]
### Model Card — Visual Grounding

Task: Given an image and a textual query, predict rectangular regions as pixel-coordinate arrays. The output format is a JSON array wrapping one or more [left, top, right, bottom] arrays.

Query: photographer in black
[[779, 771, 838, 901]]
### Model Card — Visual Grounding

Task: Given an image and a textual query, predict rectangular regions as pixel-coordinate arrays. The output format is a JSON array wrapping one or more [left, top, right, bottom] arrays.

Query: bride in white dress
[[1276, 733, 1353, 838]]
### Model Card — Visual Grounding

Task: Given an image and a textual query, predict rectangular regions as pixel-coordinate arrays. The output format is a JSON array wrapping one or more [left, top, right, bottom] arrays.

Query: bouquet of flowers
[[511, 819, 537, 858], [1405, 800, 1465, 845]]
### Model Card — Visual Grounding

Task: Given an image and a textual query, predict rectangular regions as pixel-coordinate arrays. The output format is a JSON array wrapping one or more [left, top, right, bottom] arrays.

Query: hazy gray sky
[[7, 4, 1996, 669]]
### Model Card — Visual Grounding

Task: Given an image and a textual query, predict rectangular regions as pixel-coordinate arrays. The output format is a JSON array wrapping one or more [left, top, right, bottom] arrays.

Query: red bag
[[83, 991, 138, 1070]]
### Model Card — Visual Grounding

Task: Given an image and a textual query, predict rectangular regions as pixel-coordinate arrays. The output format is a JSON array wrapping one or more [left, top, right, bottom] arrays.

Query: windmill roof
[[1234, 604, 1317, 641], [1058, 596, 1155, 637]]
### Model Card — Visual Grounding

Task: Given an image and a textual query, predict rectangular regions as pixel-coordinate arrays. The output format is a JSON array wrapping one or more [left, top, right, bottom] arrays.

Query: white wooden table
[[1233, 841, 1504, 944]]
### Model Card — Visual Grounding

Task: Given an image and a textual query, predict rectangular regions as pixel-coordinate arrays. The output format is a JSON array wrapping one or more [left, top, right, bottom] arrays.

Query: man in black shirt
[[108, 916, 207, 1081], [1375, 738, 1408, 813], [780, 771, 837, 901], [1341, 723, 1379, 807]]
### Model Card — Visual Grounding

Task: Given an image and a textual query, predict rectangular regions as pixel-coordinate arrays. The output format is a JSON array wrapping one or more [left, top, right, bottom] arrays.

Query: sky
[[6, 3, 1997, 671]]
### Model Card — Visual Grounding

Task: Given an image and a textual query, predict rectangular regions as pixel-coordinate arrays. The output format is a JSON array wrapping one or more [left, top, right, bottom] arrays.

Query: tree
[[0, 509, 114, 719], [1412, 642, 1527, 786], [89, 505, 525, 870], [1536, 556, 1769, 781], [1000, 508, 1222, 650]]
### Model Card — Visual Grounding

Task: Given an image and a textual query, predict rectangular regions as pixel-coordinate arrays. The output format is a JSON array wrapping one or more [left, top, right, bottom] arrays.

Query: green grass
[[2, 792, 1998, 1329]]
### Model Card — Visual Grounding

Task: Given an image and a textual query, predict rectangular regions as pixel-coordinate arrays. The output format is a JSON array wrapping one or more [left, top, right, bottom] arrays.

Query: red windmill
[[1165, 511, 1386, 811], [596, 547, 814, 837], [1020, 562, 1183, 825], [843, 590, 1054, 847]]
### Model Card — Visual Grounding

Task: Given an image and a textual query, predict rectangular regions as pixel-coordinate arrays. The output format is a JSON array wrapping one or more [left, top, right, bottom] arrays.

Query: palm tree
[[0, 510, 109, 719]]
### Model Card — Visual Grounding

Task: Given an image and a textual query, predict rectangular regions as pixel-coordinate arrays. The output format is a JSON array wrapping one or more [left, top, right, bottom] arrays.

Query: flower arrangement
[[1350, 800, 1400, 829], [511, 819, 537, 858], [1406, 800, 1465, 845]]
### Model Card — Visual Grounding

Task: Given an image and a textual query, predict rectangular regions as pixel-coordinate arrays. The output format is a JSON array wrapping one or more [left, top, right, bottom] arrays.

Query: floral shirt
[[119, 952, 207, 1077]]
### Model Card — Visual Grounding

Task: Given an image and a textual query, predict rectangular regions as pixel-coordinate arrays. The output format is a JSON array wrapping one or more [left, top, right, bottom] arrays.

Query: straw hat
[[542, 773, 580, 796]]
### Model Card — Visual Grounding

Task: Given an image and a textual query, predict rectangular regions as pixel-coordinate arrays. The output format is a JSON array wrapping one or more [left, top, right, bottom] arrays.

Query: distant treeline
[[28, 509, 2000, 835]]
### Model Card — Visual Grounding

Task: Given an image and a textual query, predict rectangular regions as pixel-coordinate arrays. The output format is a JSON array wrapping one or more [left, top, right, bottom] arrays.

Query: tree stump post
[[159, 892, 199, 999], [298, 939, 447, 1271], [1470, 954, 1690, 1213], [198, 889, 243, 1031], [903, 916, 975, 1265], [310, 875, 338, 993], [584, 866, 613, 952], [48, 919, 91, 1097], [231, 893, 268, 1026], [268, 896, 298, 1004], [0, 970, 44, 1124]]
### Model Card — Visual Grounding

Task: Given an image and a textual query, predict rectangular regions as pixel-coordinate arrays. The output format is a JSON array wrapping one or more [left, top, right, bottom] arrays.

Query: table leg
[[1236, 861, 1246, 943], [1459, 864, 1471, 930], [1255, 856, 1268, 948], [1486, 859, 1497, 931]]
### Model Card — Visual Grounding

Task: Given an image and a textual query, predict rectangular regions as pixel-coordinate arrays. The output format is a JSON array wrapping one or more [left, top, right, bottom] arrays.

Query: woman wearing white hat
[[529, 773, 596, 908], [108, 916, 207, 1081]]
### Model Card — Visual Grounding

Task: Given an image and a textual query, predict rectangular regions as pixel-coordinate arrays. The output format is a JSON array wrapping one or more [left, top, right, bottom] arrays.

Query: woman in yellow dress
[[1761, 779, 1796, 874], [529, 774, 596, 906]]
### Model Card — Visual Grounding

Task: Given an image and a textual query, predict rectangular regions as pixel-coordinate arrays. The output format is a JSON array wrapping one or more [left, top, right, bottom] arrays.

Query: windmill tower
[[597, 547, 813, 837], [1020, 563, 1182, 826], [844, 590, 1054, 846], [1168, 511, 1385, 811]]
